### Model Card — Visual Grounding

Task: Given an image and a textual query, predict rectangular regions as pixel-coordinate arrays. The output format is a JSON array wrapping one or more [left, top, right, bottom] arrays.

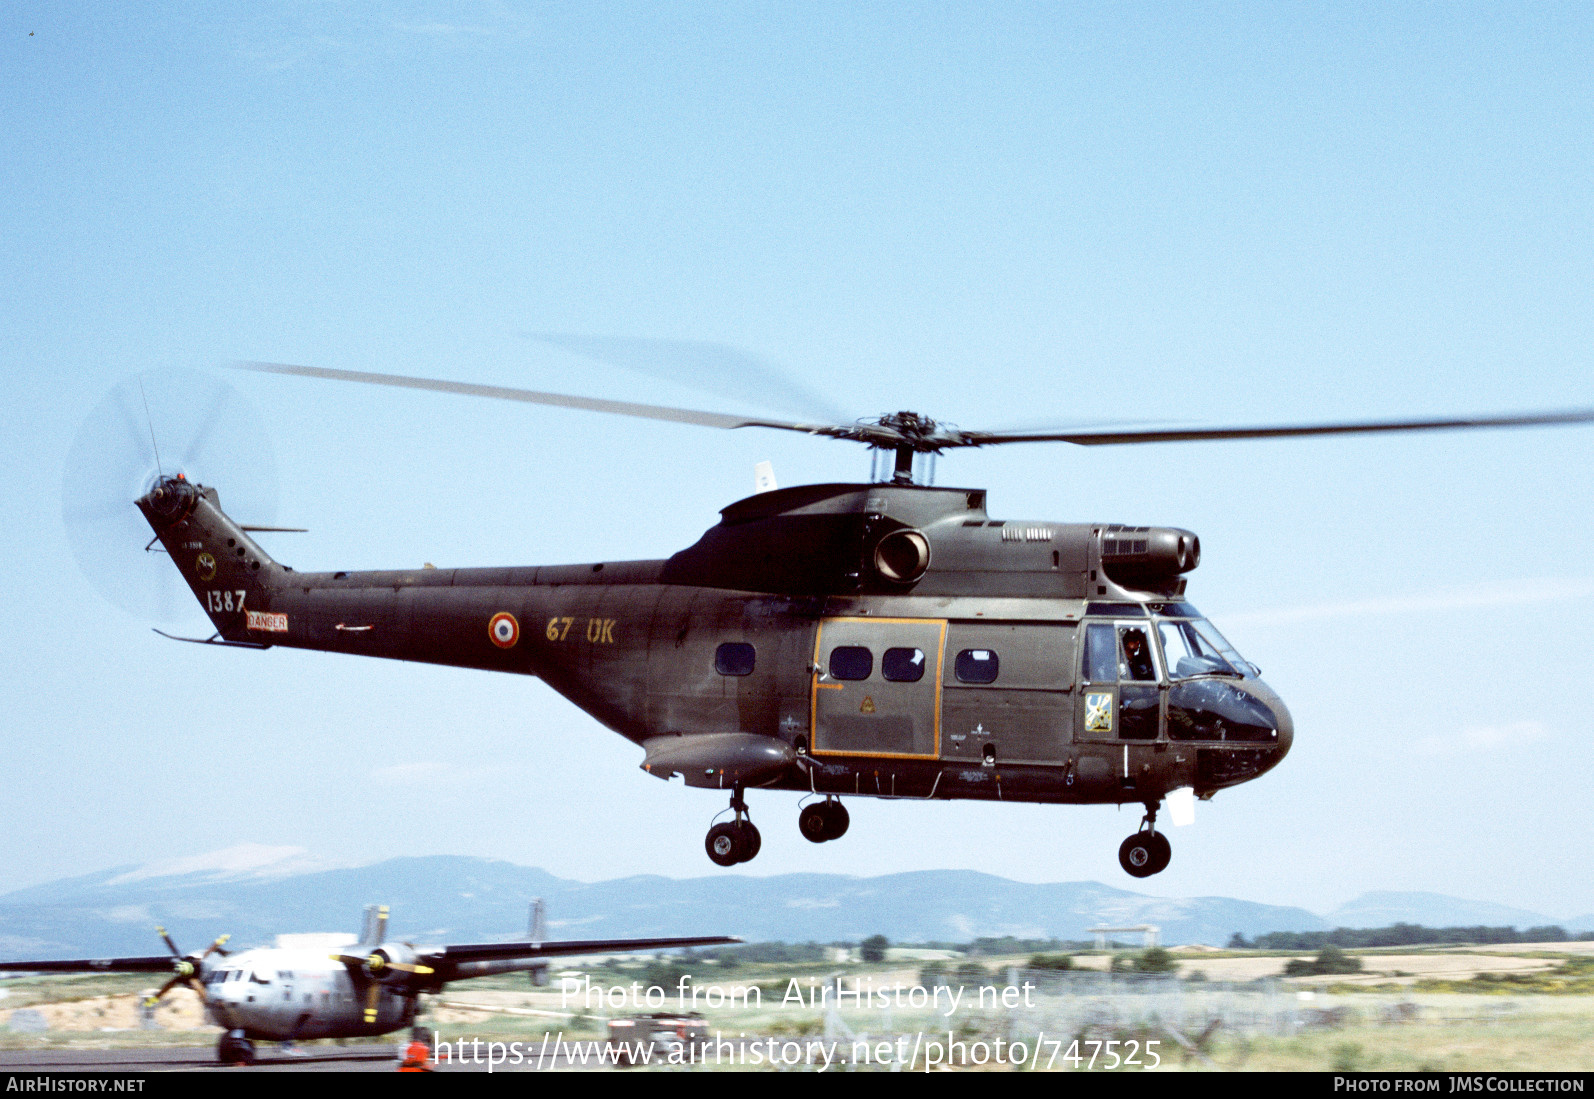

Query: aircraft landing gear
[[218, 1030, 256, 1065], [705, 786, 761, 866], [798, 798, 849, 843], [1118, 803, 1172, 878]]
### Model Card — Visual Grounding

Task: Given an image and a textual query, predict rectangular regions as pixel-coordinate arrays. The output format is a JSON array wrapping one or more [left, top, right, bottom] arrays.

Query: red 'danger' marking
[[489, 612, 520, 649]]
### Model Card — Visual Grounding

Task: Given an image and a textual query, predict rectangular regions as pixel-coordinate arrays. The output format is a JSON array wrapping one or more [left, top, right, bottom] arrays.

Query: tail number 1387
[[206, 590, 246, 613]]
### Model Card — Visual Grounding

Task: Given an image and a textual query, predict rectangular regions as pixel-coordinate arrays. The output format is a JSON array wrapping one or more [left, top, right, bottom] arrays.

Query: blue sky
[[3, 2, 1592, 920]]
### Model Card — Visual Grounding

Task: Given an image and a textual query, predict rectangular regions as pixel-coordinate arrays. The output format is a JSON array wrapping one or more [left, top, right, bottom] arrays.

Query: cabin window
[[881, 647, 926, 683], [829, 646, 873, 681], [714, 642, 756, 676], [954, 649, 999, 684]]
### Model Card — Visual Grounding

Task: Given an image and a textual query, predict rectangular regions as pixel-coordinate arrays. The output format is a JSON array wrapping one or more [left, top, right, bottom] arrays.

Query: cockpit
[[1079, 602, 1289, 749]]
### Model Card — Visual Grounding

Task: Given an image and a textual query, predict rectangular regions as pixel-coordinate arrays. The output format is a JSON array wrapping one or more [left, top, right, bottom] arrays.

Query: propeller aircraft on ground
[[0, 904, 735, 1064]]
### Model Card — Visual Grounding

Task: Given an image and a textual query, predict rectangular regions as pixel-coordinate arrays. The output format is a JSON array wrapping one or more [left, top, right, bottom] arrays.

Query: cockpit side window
[[1083, 623, 1116, 683], [1118, 627, 1156, 682]]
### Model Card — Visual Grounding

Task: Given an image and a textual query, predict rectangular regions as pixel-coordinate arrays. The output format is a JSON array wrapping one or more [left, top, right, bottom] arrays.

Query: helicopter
[[0, 903, 735, 1065], [112, 357, 1594, 878]]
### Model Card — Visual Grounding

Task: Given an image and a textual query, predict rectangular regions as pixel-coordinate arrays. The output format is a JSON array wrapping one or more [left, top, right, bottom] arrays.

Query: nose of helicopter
[[1247, 677, 1293, 764], [1269, 690, 1293, 758]]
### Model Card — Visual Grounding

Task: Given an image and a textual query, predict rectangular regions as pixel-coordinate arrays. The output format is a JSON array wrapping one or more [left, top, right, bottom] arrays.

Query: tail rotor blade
[[63, 369, 280, 625]]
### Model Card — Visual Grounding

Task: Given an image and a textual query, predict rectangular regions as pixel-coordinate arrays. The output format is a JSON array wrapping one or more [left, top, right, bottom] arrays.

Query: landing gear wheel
[[1119, 832, 1164, 878], [706, 823, 744, 867], [821, 799, 849, 840], [799, 803, 829, 843], [800, 799, 850, 843], [218, 1032, 256, 1065], [706, 785, 760, 865], [1146, 831, 1171, 874], [735, 820, 761, 861]]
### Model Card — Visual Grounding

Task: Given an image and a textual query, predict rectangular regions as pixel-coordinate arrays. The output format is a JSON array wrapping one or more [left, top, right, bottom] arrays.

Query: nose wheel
[[798, 798, 850, 843], [1118, 804, 1172, 878], [705, 786, 761, 866]]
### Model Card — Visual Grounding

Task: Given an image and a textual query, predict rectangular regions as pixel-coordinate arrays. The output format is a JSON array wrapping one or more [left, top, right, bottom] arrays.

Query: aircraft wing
[[0, 956, 179, 974], [423, 935, 739, 967]]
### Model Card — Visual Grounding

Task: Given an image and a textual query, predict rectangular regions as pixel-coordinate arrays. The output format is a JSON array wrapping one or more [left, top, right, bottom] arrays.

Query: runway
[[0, 1044, 608, 1072]]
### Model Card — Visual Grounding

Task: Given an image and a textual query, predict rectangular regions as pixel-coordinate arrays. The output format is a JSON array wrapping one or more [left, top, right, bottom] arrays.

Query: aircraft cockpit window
[[954, 649, 999, 684], [881, 647, 926, 682], [829, 646, 873, 681], [1118, 628, 1156, 681], [714, 642, 756, 676], [1190, 619, 1252, 675], [1157, 620, 1238, 679]]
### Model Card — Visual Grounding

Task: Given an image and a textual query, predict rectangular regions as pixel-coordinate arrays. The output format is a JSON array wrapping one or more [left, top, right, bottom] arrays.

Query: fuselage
[[138, 479, 1292, 812], [199, 944, 413, 1041]]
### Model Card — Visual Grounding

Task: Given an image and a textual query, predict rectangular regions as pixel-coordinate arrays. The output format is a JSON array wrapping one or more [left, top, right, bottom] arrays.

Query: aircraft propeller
[[327, 905, 435, 1023], [142, 925, 231, 1009]]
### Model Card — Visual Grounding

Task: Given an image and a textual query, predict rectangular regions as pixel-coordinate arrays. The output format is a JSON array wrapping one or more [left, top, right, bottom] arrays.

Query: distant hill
[[2, 849, 1585, 961], [0, 848, 1328, 958], [1324, 891, 1565, 931]]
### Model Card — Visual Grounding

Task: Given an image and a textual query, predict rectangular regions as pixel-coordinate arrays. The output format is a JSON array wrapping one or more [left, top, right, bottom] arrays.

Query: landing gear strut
[[798, 798, 850, 843], [1118, 802, 1172, 878], [705, 785, 761, 866]]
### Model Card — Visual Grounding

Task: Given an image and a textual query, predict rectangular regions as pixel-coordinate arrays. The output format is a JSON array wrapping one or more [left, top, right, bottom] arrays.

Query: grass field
[[4, 945, 1593, 1070]]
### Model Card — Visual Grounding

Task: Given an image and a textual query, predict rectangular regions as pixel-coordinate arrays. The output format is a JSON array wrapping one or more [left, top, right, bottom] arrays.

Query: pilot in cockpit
[[1120, 628, 1156, 681]]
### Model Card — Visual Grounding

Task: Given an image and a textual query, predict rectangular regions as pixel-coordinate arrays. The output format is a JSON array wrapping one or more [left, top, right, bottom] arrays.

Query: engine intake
[[1100, 525, 1200, 592]]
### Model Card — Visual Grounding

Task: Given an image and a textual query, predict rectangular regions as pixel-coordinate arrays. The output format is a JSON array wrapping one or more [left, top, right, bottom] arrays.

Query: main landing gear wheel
[[218, 1032, 256, 1065], [1118, 803, 1172, 878], [799, 798, 850, 843], [705, 785, 760, 866], [705, 821, 761, 866]]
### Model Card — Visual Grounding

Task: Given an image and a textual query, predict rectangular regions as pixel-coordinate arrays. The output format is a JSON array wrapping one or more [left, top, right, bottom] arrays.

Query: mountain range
[[1, 846, 1588, 959]]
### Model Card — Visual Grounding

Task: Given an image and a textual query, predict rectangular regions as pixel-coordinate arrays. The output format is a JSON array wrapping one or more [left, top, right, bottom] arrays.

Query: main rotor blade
[[528, 334, 855, 425], [235, 362, 854, 438], [963, 408, 1594, 447]]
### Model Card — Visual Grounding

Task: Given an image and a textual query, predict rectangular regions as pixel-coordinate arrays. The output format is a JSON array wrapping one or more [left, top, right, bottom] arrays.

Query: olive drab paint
[[137, 475, 1294, 877]]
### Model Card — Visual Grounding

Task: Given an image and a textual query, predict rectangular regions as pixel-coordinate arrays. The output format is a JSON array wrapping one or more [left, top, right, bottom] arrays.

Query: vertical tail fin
[[136, 476, 288, 641]]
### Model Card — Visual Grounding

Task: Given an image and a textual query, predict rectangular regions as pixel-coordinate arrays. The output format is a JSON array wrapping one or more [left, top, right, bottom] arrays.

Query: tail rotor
[[62, 369, 280, 624]]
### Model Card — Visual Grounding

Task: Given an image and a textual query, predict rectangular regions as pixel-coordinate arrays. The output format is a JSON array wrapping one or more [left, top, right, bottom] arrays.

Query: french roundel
[[488, 612, 520, 649]]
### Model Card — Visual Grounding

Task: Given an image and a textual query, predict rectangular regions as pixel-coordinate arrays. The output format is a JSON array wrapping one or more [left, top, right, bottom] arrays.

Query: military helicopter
[[97, 357, 1594, 878], [0, 903, 734, 1064]]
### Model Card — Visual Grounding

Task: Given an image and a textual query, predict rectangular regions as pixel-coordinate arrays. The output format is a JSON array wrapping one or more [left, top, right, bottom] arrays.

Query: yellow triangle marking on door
[[860, 696, 875, 714]]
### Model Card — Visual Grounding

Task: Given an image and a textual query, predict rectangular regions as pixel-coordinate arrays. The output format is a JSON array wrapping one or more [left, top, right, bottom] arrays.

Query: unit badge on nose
[[1085, 692, 1113, 733]]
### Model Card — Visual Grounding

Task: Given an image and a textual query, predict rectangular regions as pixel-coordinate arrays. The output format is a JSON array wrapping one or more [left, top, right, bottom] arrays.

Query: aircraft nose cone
[[1271, 694, 1294, 757]]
